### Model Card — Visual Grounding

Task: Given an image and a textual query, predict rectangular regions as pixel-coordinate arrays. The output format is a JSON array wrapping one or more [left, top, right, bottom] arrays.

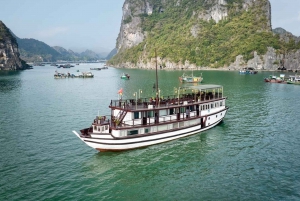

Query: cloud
[[298, 11, 300, 21], [37, 27, 69, 38]]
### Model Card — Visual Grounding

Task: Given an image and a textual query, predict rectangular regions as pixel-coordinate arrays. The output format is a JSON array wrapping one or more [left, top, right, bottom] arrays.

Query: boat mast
[[155, 49, 159, 101]]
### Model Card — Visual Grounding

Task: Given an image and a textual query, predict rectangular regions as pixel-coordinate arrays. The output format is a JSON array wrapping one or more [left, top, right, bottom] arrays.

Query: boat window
[[98, 127, 101, 131], [94, 126, 97, 130], [173, 123, 178, 129], [211, 104, 214, 108], [179, 122, 185, 127], [158, 125, 168, 131], [170, 108, 174, 115], [127, 130, 138, 135], [120, 130, 127, 137], [180, 107, 185, 113], [147, 111, 154, 117], [134, 112, 139, 119], [152, 126, 157, 132], [190, 105, 195, 111], [105, 125, 108, 130], [220, 101, 223, 106], [190, 119, 200, 125], [184, 121, 189, 127], [160, 109, 167, 116], [145, 128, 150, 133]]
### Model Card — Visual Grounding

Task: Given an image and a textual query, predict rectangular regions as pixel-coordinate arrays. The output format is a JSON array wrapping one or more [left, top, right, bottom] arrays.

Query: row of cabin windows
[[125, 119, 201, 136], [94, 125, 109, 132], [133, 100, 224, 119], [201, 100, 223, 110]]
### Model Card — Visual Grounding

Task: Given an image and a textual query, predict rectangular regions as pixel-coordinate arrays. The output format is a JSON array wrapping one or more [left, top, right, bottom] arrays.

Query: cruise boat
[[72, 84, 229, 151]]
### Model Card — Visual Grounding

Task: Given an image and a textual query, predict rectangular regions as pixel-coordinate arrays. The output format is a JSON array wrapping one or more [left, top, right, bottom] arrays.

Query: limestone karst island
[[1, 0, 300, 71]]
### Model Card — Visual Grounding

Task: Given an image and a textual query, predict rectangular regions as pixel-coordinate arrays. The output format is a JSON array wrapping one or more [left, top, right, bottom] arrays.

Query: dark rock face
[[0, 21, 27, 70]]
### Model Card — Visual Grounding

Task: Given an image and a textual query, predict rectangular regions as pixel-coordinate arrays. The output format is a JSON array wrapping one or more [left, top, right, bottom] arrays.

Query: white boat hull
[[73, 108, 228, 151]]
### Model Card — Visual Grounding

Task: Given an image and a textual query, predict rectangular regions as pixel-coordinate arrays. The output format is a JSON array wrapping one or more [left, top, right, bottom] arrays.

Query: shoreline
[[108, 65, 299, 72]]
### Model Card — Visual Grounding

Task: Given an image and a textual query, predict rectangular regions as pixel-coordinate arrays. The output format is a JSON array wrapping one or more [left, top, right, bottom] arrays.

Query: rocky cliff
[[117, 0, 271, 52], [111, 0, 299, 71], [0, 21, 28, 70]]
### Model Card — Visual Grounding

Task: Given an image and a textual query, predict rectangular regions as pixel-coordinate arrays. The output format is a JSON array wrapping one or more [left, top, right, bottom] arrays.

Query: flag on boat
[[118, 88, 123, 96]]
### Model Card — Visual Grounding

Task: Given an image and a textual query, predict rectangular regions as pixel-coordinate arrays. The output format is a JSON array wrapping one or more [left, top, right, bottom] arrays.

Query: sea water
[[0, 65, 299, 200]]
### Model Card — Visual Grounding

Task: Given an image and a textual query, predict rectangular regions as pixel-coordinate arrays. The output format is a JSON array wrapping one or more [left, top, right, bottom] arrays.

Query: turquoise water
[[0, 65, 299, 200]]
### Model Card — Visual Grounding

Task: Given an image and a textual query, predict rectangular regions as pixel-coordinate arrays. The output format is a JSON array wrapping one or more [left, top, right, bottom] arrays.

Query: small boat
[[121, 73, 130, 80], [54, 71, 93, 78], [239, 68, 258, 74], [80, 72, 94, 78], [90, 68, 101, 70], [264, 74, 286, 83], [287, 75, 300, 85], [58, 64, 74, 68], [33, 63, 45, 66], [54, 72, 67, 78], [179, 72, 203, 83]]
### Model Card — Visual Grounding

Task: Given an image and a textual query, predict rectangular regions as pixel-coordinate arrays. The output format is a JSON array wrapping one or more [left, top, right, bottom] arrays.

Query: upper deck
[[110, 84, 225, 111]]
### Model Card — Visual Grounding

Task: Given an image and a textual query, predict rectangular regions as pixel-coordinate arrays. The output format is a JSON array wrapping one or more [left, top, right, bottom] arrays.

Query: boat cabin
[[87, 85, 226, 138]]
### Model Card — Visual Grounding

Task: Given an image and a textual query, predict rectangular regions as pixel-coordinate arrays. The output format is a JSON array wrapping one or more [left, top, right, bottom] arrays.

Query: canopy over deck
[[182, 84, 223, 91]]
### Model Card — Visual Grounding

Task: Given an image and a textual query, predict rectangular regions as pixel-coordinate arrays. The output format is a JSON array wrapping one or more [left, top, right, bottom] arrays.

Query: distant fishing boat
[[121, 73, 130, 80], [90, 68, 101, 70], [287, 75, 300, 85], [54, 71, 93, 78], [239, 67, 258, 74], [179, 72, 203, 83], [264, 74, 286, 83]]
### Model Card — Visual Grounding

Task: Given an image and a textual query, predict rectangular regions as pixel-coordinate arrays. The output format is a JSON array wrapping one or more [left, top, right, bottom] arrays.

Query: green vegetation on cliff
[[110, 0, 299, 68], [0, 21, 17, 44]]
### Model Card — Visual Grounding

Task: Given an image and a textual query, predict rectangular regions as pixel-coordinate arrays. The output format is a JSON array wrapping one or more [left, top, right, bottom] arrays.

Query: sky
[[0, 0, 299, 55]]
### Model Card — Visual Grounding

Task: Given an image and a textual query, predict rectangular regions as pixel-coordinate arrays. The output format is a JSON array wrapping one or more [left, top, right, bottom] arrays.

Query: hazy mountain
[[9, 30, 105, 62], [106, 48, 117, 60]]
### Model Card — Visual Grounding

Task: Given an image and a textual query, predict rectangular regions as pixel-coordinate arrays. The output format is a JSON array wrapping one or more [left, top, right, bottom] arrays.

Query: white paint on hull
[[73, 109, 228, 151]]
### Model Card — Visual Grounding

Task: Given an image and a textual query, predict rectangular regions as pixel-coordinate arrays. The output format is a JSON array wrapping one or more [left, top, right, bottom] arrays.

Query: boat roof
[[182, 84, 223, 91]]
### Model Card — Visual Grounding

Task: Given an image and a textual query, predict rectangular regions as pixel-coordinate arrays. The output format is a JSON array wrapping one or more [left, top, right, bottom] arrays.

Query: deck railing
[[110, 93, 223, 111]]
